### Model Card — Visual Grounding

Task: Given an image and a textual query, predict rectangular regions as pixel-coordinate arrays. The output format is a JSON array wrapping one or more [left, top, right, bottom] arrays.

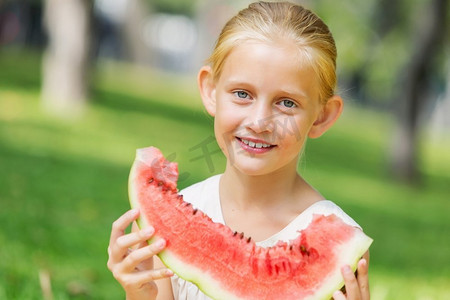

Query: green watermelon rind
[[159, 250, 241, 300]]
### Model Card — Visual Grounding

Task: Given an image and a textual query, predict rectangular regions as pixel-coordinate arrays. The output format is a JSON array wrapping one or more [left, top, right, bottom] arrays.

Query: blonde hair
[[207, 1, 337, 103]]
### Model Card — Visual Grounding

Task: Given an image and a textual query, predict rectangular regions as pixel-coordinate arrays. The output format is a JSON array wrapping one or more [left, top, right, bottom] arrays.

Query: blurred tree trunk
[[347, 0, 402, 105], [390, 0, 448, 182], [41, 0, 92, 116], [120, 0, 151, 65]]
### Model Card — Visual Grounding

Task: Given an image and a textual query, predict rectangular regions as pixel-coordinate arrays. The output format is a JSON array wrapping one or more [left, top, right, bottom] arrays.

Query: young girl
[[107, 2, 370, 299]]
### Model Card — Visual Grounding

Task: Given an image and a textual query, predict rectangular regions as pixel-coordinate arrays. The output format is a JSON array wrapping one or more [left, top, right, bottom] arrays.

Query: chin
[[227, 159, 275, 177]]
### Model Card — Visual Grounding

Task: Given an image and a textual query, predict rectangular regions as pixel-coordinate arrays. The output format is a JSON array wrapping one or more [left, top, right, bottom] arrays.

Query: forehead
[[219, 41, 319, 99]]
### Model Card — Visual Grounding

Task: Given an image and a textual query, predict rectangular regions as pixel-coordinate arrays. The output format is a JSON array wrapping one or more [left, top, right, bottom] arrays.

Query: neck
[[220, 162, 304, 210]]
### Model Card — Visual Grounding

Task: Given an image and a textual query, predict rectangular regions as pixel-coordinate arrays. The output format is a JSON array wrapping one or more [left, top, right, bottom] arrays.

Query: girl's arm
[[107, 209, 174, 300]]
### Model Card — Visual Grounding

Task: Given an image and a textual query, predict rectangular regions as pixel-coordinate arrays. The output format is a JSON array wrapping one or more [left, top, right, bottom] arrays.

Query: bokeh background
[[0, 0, 449, 299]]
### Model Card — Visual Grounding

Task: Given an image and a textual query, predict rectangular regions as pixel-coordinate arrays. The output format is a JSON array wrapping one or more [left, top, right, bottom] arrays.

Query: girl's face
[[210, 41, 324, 176]]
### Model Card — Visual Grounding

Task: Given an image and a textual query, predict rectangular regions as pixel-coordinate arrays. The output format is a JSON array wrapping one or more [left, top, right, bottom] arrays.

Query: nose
[[245, 101, 274, 134]]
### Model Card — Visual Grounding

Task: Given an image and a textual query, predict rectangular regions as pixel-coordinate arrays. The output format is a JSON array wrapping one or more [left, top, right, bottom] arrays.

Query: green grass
[[1, 50, 449, 299]]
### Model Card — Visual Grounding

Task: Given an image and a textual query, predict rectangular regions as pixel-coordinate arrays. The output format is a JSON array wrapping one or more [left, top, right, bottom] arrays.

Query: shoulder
[[256, 200, 362, 247], [309, 200, 362, 229]]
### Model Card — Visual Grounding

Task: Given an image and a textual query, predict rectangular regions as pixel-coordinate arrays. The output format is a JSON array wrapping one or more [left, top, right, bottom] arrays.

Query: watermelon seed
[[193, 209, 198, 215], [247, 237, 252, 243], [233, 231, 238, 237], [239, 232, 244, 239], [158, 181, 164, 187], [300, 245, 310, 256], [148, 178, 154, 184], [289, 245, 293, 251]]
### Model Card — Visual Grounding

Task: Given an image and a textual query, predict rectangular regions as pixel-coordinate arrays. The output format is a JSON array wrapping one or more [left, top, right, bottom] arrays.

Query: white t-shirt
[[171, 174, 361, 300]]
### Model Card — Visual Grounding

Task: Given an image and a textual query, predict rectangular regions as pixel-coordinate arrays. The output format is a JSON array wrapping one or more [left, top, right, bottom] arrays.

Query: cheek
[[214, 113, 233, 146], [269, 115, 304, 144], [213, 118, 233, 157], [214, 103, 243, 133], [213, 108, 245, 155]]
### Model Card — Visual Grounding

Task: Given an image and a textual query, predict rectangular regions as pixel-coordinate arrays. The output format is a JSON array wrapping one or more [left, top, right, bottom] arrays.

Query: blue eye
[[280, 99, 296, 108], [234, 91, 249, 99]]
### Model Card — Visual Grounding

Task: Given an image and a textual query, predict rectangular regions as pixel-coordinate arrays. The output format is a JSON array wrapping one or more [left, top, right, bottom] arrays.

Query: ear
[[198, 66, 217, 117], [308, 95, 343, 138]]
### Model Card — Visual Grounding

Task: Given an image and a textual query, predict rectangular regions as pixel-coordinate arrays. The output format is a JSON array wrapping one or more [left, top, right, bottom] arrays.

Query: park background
[[0, 0, 449, 299]]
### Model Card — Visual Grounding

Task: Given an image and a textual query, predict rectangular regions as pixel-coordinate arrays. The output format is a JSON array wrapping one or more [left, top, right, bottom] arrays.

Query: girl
[[107, 2, 370, 299]]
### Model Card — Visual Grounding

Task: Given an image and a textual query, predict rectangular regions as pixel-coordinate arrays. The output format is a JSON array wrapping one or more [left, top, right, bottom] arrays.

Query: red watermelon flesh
[[129, 147, 373, 300]]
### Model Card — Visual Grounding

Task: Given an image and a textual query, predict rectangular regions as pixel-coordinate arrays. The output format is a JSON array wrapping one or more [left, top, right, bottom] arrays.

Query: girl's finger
[[132, 221, 149, 250], [110, 227, 155, 262], [122, 267, 174, 288], [121, 239, 167, 272], [356, 259, 370, 300], [341, 265, 361, 300], [109, 209, 139, 246]]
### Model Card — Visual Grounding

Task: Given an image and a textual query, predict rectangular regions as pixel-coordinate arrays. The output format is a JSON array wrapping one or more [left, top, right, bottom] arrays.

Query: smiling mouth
[[237, 137, 275, 149]]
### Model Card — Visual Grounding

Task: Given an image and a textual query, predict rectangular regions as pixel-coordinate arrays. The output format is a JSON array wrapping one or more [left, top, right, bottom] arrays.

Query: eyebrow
[[222, 78, 252, 87], [278, 89, 309, 100]]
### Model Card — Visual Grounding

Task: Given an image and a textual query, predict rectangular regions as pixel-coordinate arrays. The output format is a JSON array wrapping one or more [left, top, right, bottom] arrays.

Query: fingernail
[[166, 269, 174, 276], [130, 209, 139, 216], [360, 258, 366, 267], [155, 239, 166, 248], [359, 258, 367, 270], [142, 227, 154, 236], [333, 291, 341, 298], [342, 265, 352, 274]]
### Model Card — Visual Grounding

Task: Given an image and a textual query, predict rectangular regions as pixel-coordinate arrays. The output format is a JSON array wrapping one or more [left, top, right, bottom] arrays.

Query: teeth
[[241, 138, 272, 148]]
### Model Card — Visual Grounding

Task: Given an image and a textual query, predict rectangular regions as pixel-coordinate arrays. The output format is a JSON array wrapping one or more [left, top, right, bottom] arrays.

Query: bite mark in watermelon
[[128, 147, 373, 300]]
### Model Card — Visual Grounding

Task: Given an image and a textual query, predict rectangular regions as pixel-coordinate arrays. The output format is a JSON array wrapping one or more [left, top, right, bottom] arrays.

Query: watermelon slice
[[129, 147, 373, 300]]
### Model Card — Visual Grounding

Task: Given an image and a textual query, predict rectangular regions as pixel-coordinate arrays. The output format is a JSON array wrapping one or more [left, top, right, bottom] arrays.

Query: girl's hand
[[332, 254, 370, 300], [107, 209, 173, 300]]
